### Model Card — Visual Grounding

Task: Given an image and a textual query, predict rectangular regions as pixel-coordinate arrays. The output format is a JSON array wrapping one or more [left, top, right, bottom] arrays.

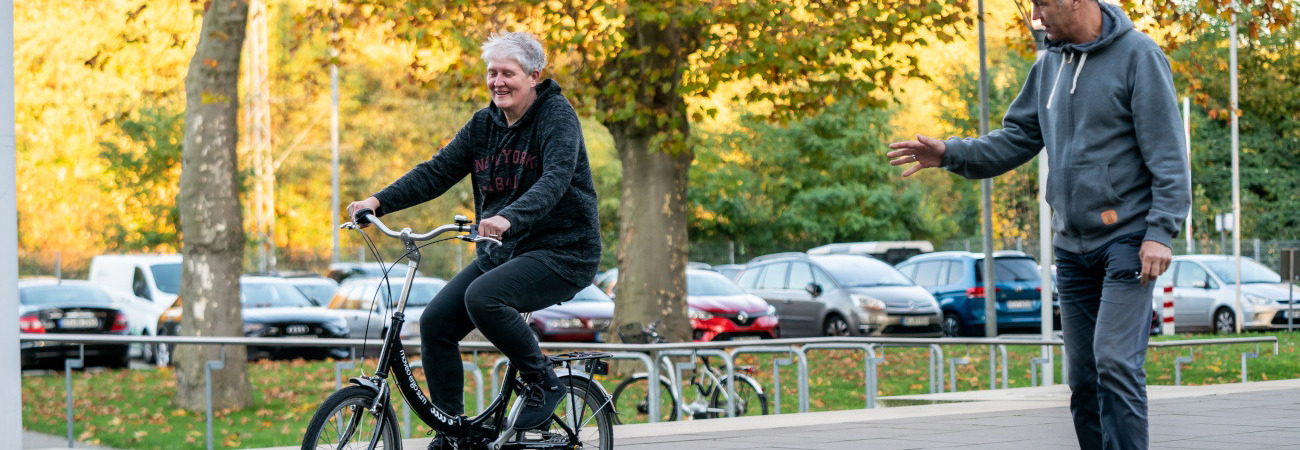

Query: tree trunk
[[604, 14, 700, 344], [609, 128, 693, 343], [176, 0, 252, 411]]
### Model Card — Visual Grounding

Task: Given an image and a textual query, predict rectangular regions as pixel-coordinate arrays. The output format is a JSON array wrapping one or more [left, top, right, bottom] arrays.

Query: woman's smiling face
[[486, 57, 538, 115]]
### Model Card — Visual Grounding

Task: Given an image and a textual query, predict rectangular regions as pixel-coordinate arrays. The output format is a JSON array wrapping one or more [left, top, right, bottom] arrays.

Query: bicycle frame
[[342, 215, 521, 444]]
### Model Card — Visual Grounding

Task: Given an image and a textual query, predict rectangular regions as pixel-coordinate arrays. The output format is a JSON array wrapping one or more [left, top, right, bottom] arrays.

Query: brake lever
[[459, 229, 502, 248]]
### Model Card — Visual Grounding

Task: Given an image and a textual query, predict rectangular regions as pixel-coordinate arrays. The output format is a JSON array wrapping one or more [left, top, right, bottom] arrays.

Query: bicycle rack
[[801, 343, 881, 409], [729, 346, 808, 414], [1242, 347, 1259, 383], [1029, 357, 1050, 387], [1174, 348, 1194, 386], [999, 345, 1009, 389], [63, 345, 85, 448], [205, 346, 227, 450], [929, 344, 945, 394], [949, 356, 971, 392], [334, 348, 356, 389], [656, 349, 736, 417]]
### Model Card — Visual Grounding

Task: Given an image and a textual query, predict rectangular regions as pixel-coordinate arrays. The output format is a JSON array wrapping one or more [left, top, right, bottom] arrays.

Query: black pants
[[419, 256, 583, 415]]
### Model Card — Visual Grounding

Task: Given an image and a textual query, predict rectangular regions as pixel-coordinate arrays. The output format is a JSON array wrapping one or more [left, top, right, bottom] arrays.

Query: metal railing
[[18, 332, 1282, 448]]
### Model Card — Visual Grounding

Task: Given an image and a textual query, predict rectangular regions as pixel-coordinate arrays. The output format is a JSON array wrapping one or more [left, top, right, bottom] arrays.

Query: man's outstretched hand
[[887, 135, 947, 177]]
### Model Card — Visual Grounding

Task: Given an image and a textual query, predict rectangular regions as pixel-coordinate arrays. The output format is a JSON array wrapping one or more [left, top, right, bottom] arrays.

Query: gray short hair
[[481, 32, 547, 74]]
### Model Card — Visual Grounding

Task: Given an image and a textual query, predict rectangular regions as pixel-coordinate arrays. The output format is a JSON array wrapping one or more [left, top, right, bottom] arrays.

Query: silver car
[[327, 277, 448, 339], [735, 253, 942, 337], [1153, 255, 1299, 333]]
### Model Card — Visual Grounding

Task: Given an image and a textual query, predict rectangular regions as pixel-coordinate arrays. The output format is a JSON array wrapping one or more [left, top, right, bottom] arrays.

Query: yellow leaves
[[78, 428, 96, 441]]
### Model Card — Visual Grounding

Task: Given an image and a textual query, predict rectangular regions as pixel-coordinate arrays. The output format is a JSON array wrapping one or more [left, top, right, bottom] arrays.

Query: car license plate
[[902, 316, 929, 327], [732, 336, 762, 341], [1007, 300, 1034, 310], [60, 318, 99, 329], [1286, 310, 1300, 319]]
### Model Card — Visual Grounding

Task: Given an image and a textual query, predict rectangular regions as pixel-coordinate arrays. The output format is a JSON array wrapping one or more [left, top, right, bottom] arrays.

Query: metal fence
[[18, 333, 1281, 450]]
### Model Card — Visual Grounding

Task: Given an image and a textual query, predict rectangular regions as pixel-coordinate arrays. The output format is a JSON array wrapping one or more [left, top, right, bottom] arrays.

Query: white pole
[[1229, 10, 1242, 333], [330, 0, 340, 263], [978, 0, 997, 338], [1, 1, 24, 446], [1031, 26, 1053, 386], [1183, 96, 1193, 253]]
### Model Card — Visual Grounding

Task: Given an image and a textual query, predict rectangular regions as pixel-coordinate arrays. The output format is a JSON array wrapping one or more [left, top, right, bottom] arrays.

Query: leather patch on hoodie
[[1101, 209, 1118, 225]]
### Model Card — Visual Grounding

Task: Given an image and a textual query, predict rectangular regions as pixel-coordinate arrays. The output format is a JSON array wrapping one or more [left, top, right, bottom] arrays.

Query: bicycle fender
[[732, 373, 766, 395], [348, 377, 382, 395]]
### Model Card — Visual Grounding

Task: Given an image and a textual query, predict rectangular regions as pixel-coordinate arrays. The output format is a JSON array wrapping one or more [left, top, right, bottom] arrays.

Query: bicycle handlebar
[[341, 209, 502, 247]]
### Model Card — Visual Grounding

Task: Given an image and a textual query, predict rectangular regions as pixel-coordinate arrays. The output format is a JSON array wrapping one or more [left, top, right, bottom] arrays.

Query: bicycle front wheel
[[302, 386, 401, 450], [513, 377, 614, 449], [708, 375, 769, 417], [611, 374, 678, 424]]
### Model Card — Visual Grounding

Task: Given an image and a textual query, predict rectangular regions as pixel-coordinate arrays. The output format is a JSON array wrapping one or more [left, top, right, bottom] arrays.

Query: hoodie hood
[[1045, 2, 1133, 55], [487, 78, 562, 128]]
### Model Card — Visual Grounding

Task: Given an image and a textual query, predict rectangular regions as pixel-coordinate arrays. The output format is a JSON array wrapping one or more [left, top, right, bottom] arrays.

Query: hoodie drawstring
[[1047, 52, 1087, 110], [1070, 53, 1088, 95]]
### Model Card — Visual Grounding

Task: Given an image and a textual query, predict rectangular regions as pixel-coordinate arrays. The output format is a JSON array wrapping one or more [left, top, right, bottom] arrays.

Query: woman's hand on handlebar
[[478, 215, 511, 240], [346, 197, 381, 228]]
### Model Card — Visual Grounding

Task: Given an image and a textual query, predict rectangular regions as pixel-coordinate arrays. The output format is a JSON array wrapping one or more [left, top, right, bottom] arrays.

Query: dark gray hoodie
[[940, 2, 1190, 254], [373, 79, 601, 287]]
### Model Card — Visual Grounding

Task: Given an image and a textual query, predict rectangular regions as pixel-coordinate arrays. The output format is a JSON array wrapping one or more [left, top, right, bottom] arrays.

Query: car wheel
[[141, 330, 156, 364], [155, 333, 173, 367], [823, 314, 851, 337], [1213, 307, 1237, 334], [942, 313, 963, 337]]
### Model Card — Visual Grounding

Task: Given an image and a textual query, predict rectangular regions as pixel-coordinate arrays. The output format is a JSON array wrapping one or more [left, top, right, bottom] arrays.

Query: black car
[[156, 276, 351, 364], [19, 280, 132, 369]]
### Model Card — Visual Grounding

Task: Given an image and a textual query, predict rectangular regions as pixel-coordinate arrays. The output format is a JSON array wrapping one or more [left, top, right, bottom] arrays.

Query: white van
[[806, 241, 935, 265], [88, 254, 183, 308]]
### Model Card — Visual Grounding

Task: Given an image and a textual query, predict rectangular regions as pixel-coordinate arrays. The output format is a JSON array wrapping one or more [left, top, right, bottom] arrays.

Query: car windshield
[[1202, 259, 1281, 284], [687, 271, 746, 296], [975, 258, 1041, 283], [401, 281, 447, 308], [569, 285, 613, 302], [818, 257, 914, 287], [241, 281, 316, 308], [151, 263, 182, 294], [20, 285, 114, 306], [294, 284, 337, 306]]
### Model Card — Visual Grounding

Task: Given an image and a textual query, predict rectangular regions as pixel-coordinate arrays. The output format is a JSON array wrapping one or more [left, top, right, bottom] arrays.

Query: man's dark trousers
[[1057, 231, 1152, 450]]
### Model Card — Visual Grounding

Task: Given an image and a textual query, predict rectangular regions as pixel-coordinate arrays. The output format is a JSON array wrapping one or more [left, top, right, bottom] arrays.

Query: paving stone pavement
[[238, 378, 1300, 450], [612, 379, 1300, 450]]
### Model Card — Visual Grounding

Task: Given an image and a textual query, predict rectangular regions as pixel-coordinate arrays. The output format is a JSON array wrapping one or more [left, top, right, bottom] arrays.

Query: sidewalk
[[241, 379, 1300, 449]]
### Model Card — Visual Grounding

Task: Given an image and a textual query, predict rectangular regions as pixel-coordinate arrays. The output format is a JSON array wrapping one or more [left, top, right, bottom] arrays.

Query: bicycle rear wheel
[[611, 375, 678, 424], [512, 377, 614, 449], [708, 375, 769, 417], [302, 386, 401, 450]]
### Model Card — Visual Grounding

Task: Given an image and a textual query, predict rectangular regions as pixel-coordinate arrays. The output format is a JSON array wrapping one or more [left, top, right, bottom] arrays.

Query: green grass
[[21, 331, 1299, 448]]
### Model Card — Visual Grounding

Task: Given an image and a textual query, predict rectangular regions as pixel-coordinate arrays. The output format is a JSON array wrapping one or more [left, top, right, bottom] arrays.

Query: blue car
[[896, 251, 1048, 337]]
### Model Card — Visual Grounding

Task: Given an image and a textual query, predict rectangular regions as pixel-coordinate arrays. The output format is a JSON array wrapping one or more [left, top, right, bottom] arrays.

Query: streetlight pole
[[1229, 9, 1242, 333]]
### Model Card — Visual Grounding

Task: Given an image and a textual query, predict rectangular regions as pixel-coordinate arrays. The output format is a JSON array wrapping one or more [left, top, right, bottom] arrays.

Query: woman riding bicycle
[[347, 31, 601, 450]]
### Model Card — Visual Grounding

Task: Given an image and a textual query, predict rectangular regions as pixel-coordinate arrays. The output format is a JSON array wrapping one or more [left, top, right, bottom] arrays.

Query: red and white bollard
[[1162, 285, 1175, 336]]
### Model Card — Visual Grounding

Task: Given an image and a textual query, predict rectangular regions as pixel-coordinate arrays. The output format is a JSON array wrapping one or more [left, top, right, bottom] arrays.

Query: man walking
[[887, 1, 1189, 448]]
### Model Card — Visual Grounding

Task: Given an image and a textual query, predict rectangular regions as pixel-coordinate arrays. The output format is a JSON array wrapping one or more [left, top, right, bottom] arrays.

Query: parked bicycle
[[301, 212, 615, 449], [611, 321, 769, 423]]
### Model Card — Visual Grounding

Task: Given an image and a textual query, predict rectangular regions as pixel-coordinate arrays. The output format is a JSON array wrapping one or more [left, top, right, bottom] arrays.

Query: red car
[[687, 269, 780, 341], [530, 285, 615, 342]]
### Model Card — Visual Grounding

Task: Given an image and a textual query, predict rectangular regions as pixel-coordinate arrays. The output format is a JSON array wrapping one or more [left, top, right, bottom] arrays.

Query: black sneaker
[[513, 369, 566, 430]]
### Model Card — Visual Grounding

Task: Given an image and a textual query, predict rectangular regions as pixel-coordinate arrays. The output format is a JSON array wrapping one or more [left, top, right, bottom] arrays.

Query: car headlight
[[688, 308, 714, 320], [545, 318, 585, 329], [764, 304, 776, 316], [243, 323, 266, 335], [1245, 294, 1272, 306], [851, 294, 886, 312]]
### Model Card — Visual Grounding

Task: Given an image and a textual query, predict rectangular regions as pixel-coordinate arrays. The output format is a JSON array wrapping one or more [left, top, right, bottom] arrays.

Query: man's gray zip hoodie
[[940, 2, 1190, 254]]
